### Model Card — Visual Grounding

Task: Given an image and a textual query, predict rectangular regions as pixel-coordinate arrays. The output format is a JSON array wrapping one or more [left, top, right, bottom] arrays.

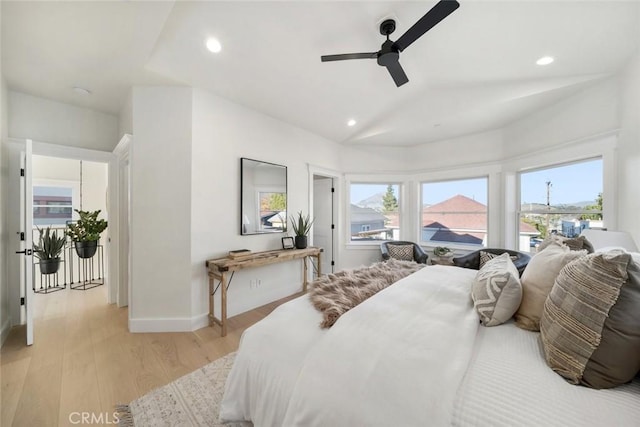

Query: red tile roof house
[[386, 195, 539, 248]]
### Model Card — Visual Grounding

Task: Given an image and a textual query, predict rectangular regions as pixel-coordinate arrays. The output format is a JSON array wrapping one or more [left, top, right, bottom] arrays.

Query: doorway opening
[[31, 156, 109, 295], [312, 174, 337, 273]]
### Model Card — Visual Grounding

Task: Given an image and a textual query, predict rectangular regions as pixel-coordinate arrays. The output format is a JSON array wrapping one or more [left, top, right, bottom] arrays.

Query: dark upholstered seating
[[380, 241, 429, 264], [452, 248, 531, 276]]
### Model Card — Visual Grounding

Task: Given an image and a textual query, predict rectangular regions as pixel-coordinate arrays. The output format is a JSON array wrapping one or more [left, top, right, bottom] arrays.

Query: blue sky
[[351, 158, 602, 207]]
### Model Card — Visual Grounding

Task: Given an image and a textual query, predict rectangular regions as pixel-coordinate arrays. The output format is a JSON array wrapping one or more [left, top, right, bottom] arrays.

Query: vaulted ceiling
[[3, 1, 639, 147]]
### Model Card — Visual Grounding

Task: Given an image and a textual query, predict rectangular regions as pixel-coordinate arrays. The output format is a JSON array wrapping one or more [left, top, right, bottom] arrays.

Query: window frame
[[516, 156, 604, 248], [504, 133, 617, 249], [345, 176, 405, 247], [419, 175, 490, 250]]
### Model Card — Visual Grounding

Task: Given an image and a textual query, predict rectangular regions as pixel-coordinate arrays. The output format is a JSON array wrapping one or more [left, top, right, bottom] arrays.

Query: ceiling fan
[[321, 0, 460, 87]]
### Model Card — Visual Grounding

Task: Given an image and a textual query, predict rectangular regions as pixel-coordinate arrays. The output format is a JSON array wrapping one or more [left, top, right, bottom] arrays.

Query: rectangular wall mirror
[[241, 158, 287, 235]]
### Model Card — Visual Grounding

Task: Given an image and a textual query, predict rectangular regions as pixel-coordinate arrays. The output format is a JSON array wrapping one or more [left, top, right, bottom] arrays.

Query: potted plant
[[66, 209, 108, 259], [290, 211, 313, 249], [433, 246, 454, 262], [33, 226, 66, 274]]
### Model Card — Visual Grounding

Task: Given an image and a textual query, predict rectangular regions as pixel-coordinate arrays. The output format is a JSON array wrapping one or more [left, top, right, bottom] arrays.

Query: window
[[349, 183, 400, 242], [421, 177, 488, 247], [33, 186, 74, 226], [518, 158, 603, 252]]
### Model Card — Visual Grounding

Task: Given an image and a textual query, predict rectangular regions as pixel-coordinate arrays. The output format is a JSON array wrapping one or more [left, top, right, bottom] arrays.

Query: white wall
[[130, 86, 193, 331], [503, 78, 619, 159], [191, 88, 342, 322], [0, 1, 10, 345], [8, 91, 119, 152], [617, 50, 640, 243], [119, 90, 133, 140]]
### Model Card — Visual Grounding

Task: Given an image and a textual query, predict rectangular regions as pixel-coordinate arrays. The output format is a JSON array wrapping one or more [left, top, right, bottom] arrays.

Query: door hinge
[[20, 168, 25, 177], [20, 297, 25, 306], [331, 187, 335, 193], [20, 232, 25, 241], [331, 261, 335, 266], [331, 224, 335, 230]]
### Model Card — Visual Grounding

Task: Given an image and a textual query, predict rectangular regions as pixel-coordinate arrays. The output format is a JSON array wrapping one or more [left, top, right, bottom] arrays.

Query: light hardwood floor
[[1, 284, 300, 427]]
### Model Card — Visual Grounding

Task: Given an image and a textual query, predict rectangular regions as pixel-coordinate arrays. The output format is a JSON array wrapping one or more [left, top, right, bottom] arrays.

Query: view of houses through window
[[421, 178, 488, 247], [518, 158, 603, 252], [350, 183, 400, 242]]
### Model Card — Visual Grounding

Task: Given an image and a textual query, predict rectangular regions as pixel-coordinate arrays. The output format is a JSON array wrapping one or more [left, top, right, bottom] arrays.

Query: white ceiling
[[3, 1, 639, 147]]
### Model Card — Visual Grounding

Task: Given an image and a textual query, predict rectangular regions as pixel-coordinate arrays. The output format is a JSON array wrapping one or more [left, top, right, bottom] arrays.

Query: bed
[[220, 264, 640, 426]]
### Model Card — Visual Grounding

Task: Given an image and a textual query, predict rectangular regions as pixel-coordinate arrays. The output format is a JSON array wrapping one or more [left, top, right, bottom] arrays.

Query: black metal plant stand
[[33, 259, 67, 294], [69, 243, 104, 290]]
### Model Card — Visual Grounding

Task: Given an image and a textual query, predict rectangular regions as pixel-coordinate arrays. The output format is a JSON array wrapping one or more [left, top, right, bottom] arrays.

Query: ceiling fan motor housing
[[377, 40, 399, 67]]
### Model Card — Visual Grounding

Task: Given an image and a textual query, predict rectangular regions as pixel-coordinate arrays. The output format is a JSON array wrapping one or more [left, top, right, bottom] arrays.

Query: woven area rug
[[116, 352, 251, 427]]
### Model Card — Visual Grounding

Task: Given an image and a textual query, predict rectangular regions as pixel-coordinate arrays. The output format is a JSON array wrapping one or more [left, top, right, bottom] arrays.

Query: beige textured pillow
[[386, 244, 414, 261], [540, 250, 640, 389], [538, 234, 594, 253], [515, 242, 586, 331], [472, 253, 522, 327]]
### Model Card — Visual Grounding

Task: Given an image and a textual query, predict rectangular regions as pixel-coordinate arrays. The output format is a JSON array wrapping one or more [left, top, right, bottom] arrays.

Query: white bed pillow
[[472, 253, 522, 327]]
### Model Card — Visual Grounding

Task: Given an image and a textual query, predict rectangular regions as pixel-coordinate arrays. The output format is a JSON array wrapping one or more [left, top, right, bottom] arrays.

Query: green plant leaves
[[33, 226, 66, 260], [65, 209, 108, 242], [289, 211, 313, 237]]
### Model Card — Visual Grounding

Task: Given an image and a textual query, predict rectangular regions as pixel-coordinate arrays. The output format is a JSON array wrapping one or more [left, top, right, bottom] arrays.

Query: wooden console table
[[205, 247, 322, 336]]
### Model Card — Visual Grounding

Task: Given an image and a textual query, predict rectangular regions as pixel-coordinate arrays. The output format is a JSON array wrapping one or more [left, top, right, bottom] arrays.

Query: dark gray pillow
[[538, 234, 594, 253], [540, 250, 640, 389]]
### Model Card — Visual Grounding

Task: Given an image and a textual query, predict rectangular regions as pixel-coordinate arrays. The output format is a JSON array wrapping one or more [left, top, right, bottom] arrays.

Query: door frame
[[308, 165, 341, 271], [7, 138, 123, 326], [111, 134, 131, 308]]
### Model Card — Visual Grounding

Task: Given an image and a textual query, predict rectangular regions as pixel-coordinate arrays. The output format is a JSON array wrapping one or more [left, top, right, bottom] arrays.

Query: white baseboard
[[191, 313, 210, 331], [1, 317, 11, 347]]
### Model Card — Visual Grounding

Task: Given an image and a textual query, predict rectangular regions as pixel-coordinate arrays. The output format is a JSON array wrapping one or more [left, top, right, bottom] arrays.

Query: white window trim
[[414, 165, 501, 251], [504, 133, 616, 249], [345, 174, 408, 248]]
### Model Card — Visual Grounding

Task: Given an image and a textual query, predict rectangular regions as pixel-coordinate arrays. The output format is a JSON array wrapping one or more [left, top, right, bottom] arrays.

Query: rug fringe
[[115, 404, 134, 427]]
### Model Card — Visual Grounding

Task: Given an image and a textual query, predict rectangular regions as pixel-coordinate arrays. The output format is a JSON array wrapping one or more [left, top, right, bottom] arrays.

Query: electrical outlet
[[257, 279, 262, 287]]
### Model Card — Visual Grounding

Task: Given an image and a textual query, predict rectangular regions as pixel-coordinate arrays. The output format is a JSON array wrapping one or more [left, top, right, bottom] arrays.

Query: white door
[[17, 139, 34, 345], [313, 176, 334, 273]]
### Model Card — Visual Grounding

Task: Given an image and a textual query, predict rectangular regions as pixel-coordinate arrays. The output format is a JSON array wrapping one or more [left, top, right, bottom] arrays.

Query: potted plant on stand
[[33, 226, 66, 274], [433, 246, 454, 264], [66, 209, 108, 259], [290, 211, 313, 249]]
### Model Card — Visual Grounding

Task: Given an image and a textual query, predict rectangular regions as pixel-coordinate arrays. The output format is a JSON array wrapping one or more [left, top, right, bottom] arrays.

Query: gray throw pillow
[[538, 234, 594, 253], [540, 250, 640, 389], [472, 253, 522, 327]]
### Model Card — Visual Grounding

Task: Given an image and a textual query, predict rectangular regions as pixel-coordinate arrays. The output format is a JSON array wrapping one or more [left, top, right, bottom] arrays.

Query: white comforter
[[221, 265, 480, 426]]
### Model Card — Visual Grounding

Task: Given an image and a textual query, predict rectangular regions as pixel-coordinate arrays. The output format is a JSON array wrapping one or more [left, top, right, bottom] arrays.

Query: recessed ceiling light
[[347, 119, 357, 127], [536, 56, 554, 66], [206, 37, 222, 53], [72, 86, 91, 96]]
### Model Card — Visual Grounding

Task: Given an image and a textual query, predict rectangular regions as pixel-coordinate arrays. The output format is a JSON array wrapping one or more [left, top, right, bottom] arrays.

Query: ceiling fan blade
[[385, 61, 409, 87], [393, 0, 460, 52], [321, 52, 378, 62]]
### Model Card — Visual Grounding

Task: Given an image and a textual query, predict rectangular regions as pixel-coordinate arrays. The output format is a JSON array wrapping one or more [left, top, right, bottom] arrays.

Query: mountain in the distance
[[356, 193, 385, 211]]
